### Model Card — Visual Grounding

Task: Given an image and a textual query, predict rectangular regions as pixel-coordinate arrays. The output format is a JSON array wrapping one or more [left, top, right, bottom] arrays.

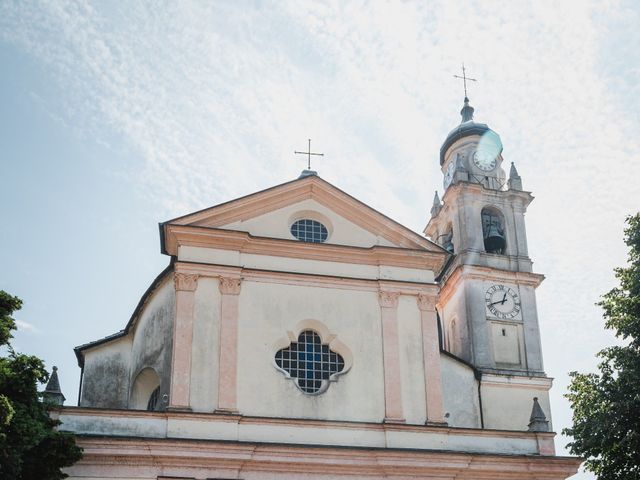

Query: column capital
[[417, 294, 436, 312], [378, 291, 400, 308], [219, 276, 242, 295], [174, 273, 199, 292]]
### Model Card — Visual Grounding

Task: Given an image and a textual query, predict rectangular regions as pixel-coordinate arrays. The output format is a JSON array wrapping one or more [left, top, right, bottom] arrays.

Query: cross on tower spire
[[295, 139, 324, 176], [453, 63, 477, 100]]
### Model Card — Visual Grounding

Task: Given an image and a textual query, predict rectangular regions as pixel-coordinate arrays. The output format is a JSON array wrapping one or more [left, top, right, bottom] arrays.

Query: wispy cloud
[[15, 319, 41, 334]]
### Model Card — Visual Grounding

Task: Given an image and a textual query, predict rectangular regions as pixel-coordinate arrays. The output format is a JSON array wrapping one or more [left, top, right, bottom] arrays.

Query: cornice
[[175, 261, 438, 296], [72, 436, 580, 477], [439, 264, 544, 308], [60, 408, 581, 477], [58, 406, 558, 438], [164, 224, 447, 273], [480, 374, 553, 390], [163, 175, 444, 253], [425, 181, 534, 236]]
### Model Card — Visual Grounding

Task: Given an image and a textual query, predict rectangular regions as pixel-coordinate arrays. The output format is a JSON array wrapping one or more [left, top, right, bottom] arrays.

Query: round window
[[290, 219, 328, 243]]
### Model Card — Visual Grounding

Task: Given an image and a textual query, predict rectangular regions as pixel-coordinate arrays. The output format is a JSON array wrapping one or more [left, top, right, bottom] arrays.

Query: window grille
[[290, 219, 328, 243], [147, 386, 160, 411], [275, 330, 345, 394]]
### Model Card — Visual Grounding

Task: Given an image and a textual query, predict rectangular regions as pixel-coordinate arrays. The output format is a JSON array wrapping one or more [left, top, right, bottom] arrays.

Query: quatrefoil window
[[275, 330, 345, 394]]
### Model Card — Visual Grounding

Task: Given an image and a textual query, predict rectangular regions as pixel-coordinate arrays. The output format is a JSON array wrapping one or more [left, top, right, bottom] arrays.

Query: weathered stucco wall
[[80, 336, 132, 408], [80, 277, 175, 410], [481, 376, 552, 431], [397, 295, 428, 424], [189, 276, 222, 412], [129, 277, 175, 409], [440, 283, 471, 361], [440, 355, 481, 428], [236, 281, 386, 422]]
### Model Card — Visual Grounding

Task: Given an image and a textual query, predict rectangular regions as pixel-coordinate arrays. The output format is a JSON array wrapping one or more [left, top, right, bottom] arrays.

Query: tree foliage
[[0, 291, 82, 479], [564, 214, 640, 479]]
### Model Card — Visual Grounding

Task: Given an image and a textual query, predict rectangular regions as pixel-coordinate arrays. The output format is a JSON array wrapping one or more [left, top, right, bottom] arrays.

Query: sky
[[1, 1, 639, 477]]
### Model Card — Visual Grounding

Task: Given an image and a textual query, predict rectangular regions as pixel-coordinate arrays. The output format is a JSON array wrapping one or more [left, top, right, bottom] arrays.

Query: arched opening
[[130, 367, 161, 411], [481, 207, 506, 254]]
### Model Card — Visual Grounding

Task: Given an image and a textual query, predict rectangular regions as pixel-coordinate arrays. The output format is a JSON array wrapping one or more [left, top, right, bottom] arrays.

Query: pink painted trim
[[176, 261, 439, 295], [66, 436, 581, 479], [169, 276, 198, 409], [164, 224, 446, 271], [217, 277, 242, 412], [174, 273, 198, 292], [378, 291, 404, 422], [536, 432, 557, 455]]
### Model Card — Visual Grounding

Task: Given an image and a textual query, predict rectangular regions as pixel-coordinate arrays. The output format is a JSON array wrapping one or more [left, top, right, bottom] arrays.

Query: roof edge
[[74, 263, 174, 367], [160, 174, 447, 254]]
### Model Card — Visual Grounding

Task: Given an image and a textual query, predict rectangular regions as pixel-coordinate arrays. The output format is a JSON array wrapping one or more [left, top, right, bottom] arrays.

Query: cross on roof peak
[[295, 139, 324, 173]]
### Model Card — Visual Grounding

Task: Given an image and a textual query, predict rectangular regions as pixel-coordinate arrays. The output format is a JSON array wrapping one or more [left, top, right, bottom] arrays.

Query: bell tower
[[426, 97, 545, 377]]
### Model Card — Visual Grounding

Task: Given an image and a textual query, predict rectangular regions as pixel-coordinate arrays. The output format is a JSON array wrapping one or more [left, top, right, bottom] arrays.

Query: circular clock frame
[[472, 150, 497, 172], [485, 285, 521, 320]]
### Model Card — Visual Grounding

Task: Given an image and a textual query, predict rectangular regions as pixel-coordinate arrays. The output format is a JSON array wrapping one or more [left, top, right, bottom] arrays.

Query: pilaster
[[216, 276, 242, 413], [417, 294, 446, 425], [169, 272, 199, 411], [378, 291, 404, 423]]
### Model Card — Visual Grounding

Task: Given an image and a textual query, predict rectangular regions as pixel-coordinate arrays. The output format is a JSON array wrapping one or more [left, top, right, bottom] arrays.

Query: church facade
[[57, 99, 582, 479]]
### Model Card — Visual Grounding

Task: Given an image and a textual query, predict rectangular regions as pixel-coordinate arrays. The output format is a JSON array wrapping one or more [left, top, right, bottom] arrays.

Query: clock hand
[[488, 294, 509, 307]]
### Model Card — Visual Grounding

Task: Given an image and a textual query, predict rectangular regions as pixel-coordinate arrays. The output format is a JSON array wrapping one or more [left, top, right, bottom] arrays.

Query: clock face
[[473, 150, 497, 171], [443, 160, 456, 189], [485, 285, 521, 319]]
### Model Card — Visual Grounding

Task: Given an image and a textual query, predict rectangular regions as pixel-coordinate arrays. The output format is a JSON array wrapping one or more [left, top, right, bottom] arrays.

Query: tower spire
[[509, 162, 523, 190], [430, 190, 442, 217], [527, 397, 549, 432], [453, 64, 477, 123], [42, 366, 66, 406]]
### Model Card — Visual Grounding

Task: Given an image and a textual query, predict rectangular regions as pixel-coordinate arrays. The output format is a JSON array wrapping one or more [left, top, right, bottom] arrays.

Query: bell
[[484, 224, 505, 254]]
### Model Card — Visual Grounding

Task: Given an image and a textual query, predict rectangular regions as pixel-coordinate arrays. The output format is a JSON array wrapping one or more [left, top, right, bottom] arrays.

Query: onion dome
[[439, 97, 503, 165]]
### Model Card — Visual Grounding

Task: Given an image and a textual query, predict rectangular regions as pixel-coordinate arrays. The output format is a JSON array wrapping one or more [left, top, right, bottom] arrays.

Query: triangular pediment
[[163, 175, 444, 252]]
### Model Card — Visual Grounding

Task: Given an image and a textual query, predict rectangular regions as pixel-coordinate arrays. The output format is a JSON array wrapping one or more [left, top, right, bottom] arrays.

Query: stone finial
[[508, 162, 523, 191], [460, 97, 474, 123], [527, 397, 549, 432], [430, 191, 442, 217], [42, 366, 65, 406]]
